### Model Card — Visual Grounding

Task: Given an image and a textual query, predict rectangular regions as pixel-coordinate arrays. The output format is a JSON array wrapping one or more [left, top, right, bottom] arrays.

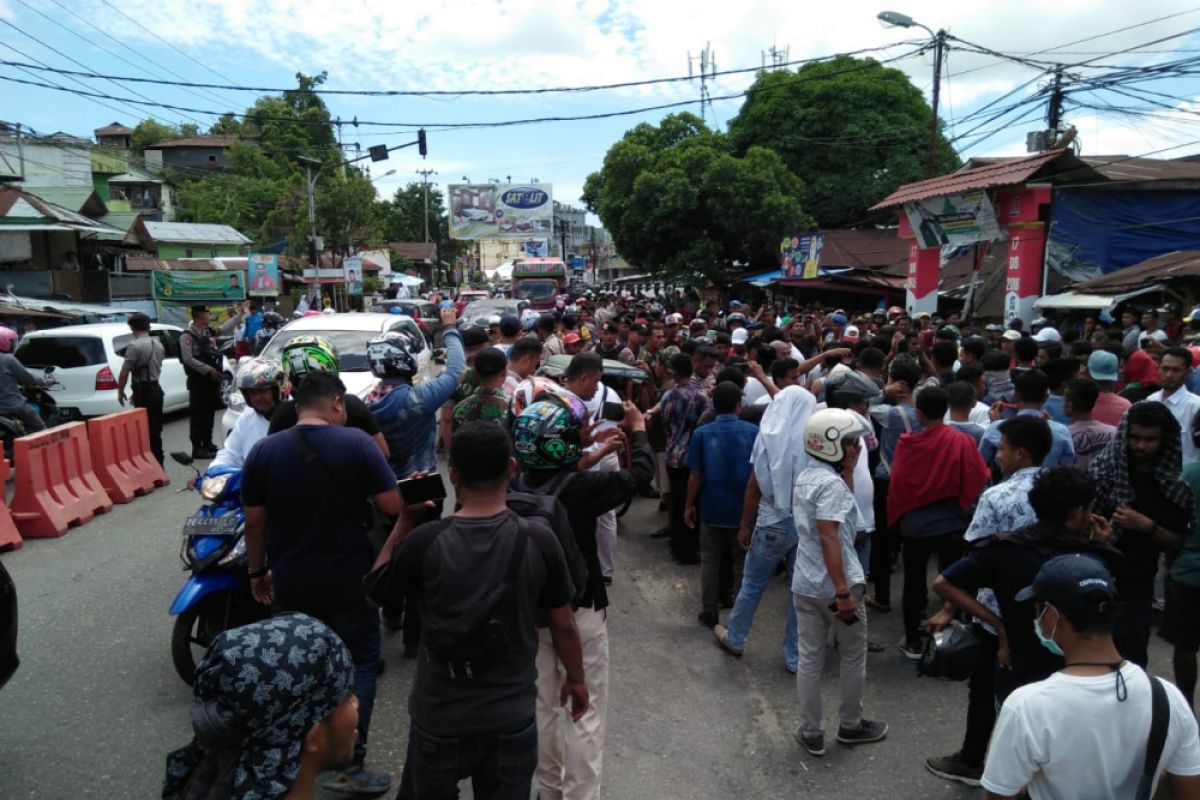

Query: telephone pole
[[1047, 65, 1065, 134], [417, 168, 437, 243], [926, 29, 945, 178]]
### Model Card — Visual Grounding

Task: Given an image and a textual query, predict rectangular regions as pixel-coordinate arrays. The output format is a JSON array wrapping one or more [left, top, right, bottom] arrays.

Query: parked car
[[369, 299, 444, 345], [458, 298, 529, 329], [14, 323, 196, 418], [220, 313, 436, 440], [454, 289, 490, 315]]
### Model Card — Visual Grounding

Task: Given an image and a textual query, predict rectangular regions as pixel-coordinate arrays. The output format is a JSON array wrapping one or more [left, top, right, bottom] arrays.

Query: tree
[[583, 112, 810, 285], [374, 182, 447, 242], [130, 120, 178, 153], [727, 55, 961, 229]]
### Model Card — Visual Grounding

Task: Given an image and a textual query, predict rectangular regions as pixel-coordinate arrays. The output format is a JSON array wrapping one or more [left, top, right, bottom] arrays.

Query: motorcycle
[[0, 374, 71, 463], [167, 452, 266, 685]]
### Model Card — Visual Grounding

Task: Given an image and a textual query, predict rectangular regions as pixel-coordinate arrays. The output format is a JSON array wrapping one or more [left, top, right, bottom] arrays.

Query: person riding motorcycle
[[0, 325, 55, 434], [252, 311, 285, 356], [210, 358, 284, 470]]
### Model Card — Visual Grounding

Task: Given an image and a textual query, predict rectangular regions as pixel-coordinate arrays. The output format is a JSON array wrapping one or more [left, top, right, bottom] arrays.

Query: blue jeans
[[723, 519, 798, 670], [399, 717, 538, 800], [308, 604, 380, 765]]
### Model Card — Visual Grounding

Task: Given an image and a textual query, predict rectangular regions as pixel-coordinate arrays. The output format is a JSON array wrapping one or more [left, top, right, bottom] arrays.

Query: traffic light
[[418, 128, 427, 157]]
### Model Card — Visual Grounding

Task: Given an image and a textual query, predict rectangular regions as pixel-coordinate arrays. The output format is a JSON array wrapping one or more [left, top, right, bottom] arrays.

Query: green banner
[[152, 270, 246, 302]]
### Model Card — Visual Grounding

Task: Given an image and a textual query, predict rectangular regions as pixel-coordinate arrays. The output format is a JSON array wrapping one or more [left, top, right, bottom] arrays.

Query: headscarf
[[1089, 401, 1193, 516], [753, 385, 816, 514], [163, 613, 355, 800], [1124, 348, 1160, 387]]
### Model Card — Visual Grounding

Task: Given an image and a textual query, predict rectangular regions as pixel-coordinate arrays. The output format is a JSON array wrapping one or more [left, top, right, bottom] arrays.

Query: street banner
[[152, 270, 246, 302], [344, 256, 363, 296], [523, 239, 548, 257], [449, 183, 554, 240], [904, 191, 1002, 249], [779, 232, 823, 279], [246, 254, 280, 296]]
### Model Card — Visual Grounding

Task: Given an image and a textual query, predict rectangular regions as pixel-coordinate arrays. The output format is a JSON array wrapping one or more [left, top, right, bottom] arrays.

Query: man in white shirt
[[1147, 346, 1200, 463], [983, 554, 1200, 800]]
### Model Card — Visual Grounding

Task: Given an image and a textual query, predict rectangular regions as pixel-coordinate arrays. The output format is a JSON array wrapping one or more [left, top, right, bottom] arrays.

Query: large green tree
[[727, 55, 960, 228], [583, 113, 810, 285]]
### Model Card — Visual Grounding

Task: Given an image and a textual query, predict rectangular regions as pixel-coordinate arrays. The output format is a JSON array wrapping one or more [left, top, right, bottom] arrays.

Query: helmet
[[509, 377, 581, 419], [803, 408, 869, 464], [918, 620, 984, 681], [0, 326, 17, 354], [512, 400, 585, 470], [236, 357, 284, 392], [280, 335, 339, 382], [322, 307, 335, 316], [262, 311, 285, 328], [366, 329, 422, 378]]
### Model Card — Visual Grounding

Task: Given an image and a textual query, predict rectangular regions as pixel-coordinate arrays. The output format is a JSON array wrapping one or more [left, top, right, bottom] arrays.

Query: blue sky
[[2, 0, 1199, 226]]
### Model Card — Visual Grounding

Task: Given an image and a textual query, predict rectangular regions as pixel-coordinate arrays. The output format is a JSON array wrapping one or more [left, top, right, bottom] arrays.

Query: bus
[[512, 257, 568, 310]]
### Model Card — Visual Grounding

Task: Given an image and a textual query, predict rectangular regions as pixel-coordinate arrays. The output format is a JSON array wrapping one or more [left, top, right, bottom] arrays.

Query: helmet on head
[[237, 357, 284, 394], [509, 376, 577, 419], [280, 335, 339, 383], [366, 329, 422, 379], [262, 311, 285, 328], [803, 408, 869, 464], [0, 326, 18, 354], [512, 399, 586, 470]]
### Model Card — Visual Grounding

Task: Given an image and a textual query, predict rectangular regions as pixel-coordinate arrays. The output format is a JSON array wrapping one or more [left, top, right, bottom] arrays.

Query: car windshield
[[514, 279, 558, 301], [260, 328, 384, 372], [462, 301, 522, 320], [16, 336, 107, 369]]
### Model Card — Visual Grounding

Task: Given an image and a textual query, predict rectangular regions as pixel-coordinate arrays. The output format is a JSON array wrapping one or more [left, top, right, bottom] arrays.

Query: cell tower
[[761, 44, 790, 73], [687, 42, 718, 126]]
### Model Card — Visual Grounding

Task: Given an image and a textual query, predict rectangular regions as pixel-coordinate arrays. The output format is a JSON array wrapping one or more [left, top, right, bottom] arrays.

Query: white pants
[[536, 606, 609, 800], [590, 450, 620, 579]]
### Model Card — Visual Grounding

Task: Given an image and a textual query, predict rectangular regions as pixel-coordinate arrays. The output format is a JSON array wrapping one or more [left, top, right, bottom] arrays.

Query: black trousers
[[869, 477, 896, 604], [960, 627, 999, 766], [667, 466, 698, 559], [131, 382, 164, 465], [901, 531, 963, 646], [187, 376, 219, 450]]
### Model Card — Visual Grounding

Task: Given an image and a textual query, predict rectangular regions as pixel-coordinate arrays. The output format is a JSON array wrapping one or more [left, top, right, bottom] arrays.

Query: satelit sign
[[448, 183, 554, 240]]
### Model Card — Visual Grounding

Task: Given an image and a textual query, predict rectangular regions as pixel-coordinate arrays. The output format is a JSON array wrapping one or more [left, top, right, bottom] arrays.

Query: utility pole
[[298, 155, 321, 272], [1047, 65, 1065, 134], [417, 168, 437, 243], [926, 29, 945, 178]]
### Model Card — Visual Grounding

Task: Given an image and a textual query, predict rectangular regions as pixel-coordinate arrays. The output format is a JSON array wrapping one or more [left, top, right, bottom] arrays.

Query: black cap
[[191, 305, 209, 316], [629, 322, 649, 336], [459, 325, 490, 348], [1015, 553, 1117, 610], [602, 321, 619, 333]]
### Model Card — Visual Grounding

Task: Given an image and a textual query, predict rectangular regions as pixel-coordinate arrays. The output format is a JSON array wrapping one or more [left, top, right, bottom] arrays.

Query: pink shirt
[[1092, 391, 1131, 427]]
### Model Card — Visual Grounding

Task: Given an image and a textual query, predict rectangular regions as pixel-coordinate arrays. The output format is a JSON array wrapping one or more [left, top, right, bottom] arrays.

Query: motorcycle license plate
[[182, 515, 239, 537]]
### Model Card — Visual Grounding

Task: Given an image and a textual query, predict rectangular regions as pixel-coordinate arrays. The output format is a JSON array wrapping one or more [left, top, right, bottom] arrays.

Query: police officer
[[181, 302, 244, 458], [116, 313, 165, 464]]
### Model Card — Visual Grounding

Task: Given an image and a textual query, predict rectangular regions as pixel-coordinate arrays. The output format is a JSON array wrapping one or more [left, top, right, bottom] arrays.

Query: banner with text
[[152, 270, 246, 302], [904, 191, 1002, 250], [780, 232, 824, 279], [246, 254, 280, 297], [449, 183, 554, 240], [344, 256, 363, 296]]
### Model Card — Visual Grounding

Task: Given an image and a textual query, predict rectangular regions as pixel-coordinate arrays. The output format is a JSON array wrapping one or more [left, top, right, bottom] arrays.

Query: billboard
[[344, 255, 363, 297], [523, 238, 548, 257], [449, 183, 553, 240], [153, 270, 246, 302], [246, 254, 279, 296], [904, 191, 1002, 250], [779, 232, 823, 279]]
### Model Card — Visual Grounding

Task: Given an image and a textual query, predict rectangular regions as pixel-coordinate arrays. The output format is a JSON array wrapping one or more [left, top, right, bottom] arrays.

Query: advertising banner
[[152, 270, 246, 302], [779, 232, 823, 279], [523, 239, 548, 257], [343, 256, 363, 296], [904, 191, 1002, 250], [246, 254, 280, 296], [449, 183, 553, 240]]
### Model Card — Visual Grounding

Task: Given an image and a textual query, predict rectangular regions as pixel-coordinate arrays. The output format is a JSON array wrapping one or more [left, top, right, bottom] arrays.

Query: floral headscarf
[[163, 613, 355, 800]]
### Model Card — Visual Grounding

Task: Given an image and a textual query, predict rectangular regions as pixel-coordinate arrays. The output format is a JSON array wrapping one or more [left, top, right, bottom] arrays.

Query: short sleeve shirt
[[452, 387, 510, 431], [123, 335, 164, 382], [791, 463, 864, 597]]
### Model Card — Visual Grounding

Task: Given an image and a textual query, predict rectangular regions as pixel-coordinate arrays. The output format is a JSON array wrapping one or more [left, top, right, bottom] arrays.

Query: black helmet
[[918, 620, 983, 681]]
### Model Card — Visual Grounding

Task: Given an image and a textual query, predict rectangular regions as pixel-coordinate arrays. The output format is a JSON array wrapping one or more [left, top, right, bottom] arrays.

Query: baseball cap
[[1016, 553, 1117, 610], [601, 321, 619, 333], [830, 312, 848, 325], [914, 311, 931, 320], [1002, 329, 1022, 342], [1033, 327, 1062, 343], [665, 313, 683, 325], [731, 328, 749, 345], [1087, 350, 1119, 382], [843, 324, 860, 343], [726, 312, 746, 324], [985, 323, 1003, 332], [729, 300, 742, 309], [562, 331, 582, 345]]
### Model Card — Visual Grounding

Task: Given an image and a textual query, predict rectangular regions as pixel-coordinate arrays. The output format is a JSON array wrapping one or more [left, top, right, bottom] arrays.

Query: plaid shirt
[[661, 382, 711, 469]]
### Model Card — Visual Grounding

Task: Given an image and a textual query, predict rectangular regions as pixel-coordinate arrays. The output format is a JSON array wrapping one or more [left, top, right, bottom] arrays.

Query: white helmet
[[804, 408, 870, 464]]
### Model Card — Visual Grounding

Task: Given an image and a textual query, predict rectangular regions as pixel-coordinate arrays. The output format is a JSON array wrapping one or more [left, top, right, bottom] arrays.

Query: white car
[[14, 323, 194, 417], [219, 312, 437, 440]]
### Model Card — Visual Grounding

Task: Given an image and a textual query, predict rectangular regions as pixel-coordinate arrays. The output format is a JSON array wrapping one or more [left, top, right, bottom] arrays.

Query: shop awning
[[1034, 284, 1163, 311], [741, 269, 781, 287]]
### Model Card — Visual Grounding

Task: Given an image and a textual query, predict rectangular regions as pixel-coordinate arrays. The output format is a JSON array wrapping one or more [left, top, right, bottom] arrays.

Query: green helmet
[[280, 335, 338, 383], [512, 399, 584, 470]]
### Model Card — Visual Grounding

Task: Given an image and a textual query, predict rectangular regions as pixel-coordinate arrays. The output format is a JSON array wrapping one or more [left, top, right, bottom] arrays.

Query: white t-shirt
[[744, 376, 769, 406], [791, 463, 864, 598], [983, 664, 1200, 800]]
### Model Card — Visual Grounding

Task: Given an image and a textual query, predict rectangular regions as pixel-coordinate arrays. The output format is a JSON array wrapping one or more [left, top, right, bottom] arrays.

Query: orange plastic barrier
[[0, 458, 23, 552], [87, 409, 168, 503], [10, 423, 112, 538]]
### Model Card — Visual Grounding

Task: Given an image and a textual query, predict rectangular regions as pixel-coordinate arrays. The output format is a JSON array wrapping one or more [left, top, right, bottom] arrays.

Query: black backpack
[[508, 471, 589, 609]]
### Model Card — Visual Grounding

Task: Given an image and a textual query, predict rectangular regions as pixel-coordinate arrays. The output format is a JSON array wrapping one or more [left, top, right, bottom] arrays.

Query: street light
[[370, 169, 396, 183], [296, 155, 322, 267], [878, 9, 945, 177]]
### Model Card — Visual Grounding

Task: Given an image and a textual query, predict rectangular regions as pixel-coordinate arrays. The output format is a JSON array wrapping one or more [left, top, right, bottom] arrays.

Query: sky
[[2, 0, 1200, 226]]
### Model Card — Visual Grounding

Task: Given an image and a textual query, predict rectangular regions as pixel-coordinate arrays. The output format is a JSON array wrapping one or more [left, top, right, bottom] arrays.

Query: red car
[[455, 290, 490, 315]]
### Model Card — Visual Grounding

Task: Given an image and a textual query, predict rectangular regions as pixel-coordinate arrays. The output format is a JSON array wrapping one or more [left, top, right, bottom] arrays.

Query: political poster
[[246, 254, 280, 296], [344, 255, 363, 296], [904, 191, 1002, 249], [449, 183, 553, 240], [779, 232, 824, 279], [153, 269, 246, 302]]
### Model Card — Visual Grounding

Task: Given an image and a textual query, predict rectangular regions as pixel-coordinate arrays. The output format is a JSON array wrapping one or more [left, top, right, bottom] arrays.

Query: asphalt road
[[0, 414, 1181, 798]]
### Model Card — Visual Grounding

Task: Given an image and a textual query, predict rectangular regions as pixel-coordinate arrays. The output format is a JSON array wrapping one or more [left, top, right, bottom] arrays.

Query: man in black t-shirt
[[366, 422, 586, 799], [243, 373, 402, 796]]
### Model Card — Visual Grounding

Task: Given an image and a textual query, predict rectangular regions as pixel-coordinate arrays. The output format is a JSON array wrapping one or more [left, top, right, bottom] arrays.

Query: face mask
[[1034, 607, 1064, 657]]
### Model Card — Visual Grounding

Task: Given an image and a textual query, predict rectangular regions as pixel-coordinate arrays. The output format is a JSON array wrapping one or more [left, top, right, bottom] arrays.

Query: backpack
[[508, 470, 589, 609]]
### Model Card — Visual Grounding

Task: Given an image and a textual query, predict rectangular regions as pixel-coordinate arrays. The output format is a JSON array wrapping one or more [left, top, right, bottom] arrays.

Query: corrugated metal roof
[[388, 242, 437, 262], [20, 186, 106, 216], [145, 136, 237, 150], [1073, 250, 1200, 294], [141, 221, 251, 245], [1081, 156, 1200, 183], [871, 150, 1070, 209], [94, 123, 133, 136]]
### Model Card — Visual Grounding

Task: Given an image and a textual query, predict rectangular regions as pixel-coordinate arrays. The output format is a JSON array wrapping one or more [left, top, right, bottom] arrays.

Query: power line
[[0, 40, 142, 121]]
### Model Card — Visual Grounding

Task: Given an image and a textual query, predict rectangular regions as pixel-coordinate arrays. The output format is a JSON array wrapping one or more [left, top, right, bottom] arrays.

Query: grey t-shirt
[[366, 510, 572, 736], [123, 335, 164, 383], [0, 353, 43, 414]]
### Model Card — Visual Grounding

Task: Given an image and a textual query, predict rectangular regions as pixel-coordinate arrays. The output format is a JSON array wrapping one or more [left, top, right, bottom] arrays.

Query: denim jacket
[[368, 328, 465, 478]]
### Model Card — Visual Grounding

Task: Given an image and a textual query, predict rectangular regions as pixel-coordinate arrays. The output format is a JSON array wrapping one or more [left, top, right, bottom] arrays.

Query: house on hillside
[[127, 220, 250, 258], [143, 136, 236, 171]]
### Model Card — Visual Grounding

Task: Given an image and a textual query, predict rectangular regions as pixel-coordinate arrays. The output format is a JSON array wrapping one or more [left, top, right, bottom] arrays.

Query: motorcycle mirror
[[170, 451, 194, 467]]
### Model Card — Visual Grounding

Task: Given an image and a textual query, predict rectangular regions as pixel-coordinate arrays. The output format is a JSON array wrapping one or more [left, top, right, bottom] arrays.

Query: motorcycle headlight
[[217, 536, 246, 567], [226, 387, 246, 412], [200, 473, 230, 501]]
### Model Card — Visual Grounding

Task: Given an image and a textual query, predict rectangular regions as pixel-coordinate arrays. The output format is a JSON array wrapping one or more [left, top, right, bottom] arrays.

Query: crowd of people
[[161, 293, 1200, 800]]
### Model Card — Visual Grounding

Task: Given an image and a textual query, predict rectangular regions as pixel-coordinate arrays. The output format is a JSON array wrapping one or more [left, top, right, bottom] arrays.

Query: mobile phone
[[601, 401, 626, 423], [828, 601, 861, 626], [397, 474, 447, 505]]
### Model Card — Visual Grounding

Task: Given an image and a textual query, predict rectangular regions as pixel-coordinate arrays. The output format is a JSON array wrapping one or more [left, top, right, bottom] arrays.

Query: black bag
[[180, 329, 221, 379], [1135, 669, 1171, 800], [508, 471, 588, 608], [424, 517, 528, 680]]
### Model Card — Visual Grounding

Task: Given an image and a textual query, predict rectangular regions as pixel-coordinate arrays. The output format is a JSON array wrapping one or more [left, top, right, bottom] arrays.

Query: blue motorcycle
[[168, 452, 266, 685]]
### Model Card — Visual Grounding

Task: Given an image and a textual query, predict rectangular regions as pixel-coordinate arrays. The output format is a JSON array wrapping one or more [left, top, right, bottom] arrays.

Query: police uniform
[[123, 333, 166, 464]]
